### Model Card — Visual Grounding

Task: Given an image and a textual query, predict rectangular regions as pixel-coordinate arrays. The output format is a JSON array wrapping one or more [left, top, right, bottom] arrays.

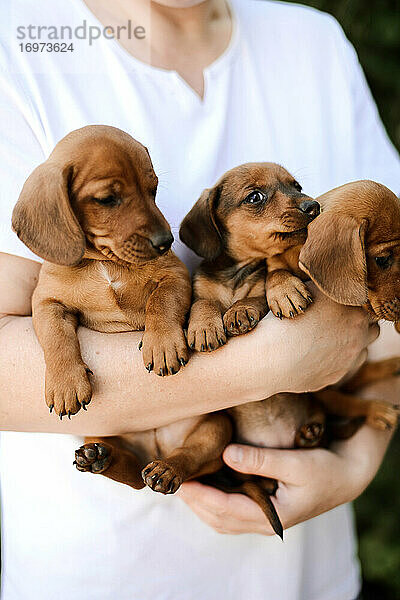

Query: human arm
[[178, 323, 398, 535], [0, 252, 373, 435]]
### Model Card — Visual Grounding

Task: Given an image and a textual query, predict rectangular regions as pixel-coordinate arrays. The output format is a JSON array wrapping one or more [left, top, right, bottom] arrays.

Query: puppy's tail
[[200, 470, 283, 540], [239, 481, 283, 540]]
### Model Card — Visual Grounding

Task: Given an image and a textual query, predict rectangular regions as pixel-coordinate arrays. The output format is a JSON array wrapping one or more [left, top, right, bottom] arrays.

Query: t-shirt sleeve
[[0, 60, 46, 262], [338, 26, 400, 193]]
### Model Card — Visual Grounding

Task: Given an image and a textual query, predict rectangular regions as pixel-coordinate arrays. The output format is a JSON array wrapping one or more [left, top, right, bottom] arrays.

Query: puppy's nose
[[150, 231, 174, 255], [299, 200, 320, 220]]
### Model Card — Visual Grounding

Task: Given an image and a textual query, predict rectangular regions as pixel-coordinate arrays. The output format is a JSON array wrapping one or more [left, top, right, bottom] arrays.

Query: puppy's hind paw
[[295, 422, 325, 448], [74, 442, 112, 473], [142, 460, 182, 494], [366, 401, 400, 431]]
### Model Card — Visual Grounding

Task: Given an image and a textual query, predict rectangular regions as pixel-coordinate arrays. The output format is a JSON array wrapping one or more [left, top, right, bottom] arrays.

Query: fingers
[[178, 481, 273, 535], [223, 444, 312, 484]]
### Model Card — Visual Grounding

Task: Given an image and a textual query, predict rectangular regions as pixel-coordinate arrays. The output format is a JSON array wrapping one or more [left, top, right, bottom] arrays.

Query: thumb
[[223, 443, 303, 483]]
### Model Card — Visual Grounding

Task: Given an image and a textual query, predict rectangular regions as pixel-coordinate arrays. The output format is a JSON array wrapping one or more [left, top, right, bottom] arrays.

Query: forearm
[[0, 251, 380, 435], [0, 314, 279, 435]]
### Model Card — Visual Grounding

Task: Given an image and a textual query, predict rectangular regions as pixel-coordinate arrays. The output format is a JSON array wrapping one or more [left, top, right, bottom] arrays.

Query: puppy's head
[[12, 125, 173, 266], [180, 163, 319, 262], [299, 180, 400, 322]]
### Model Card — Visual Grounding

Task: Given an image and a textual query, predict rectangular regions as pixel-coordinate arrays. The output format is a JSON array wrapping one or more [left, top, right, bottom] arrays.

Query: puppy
[[180, 165, 400, 537], [180, 162, 320, 351], [300, 180, 400, 426], [13, 125, 232, 495], [13, 125, 192, 418]]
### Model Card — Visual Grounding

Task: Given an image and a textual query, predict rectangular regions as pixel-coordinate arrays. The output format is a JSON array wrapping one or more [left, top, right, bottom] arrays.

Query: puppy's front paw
[[74, 442, 112, 473], [223, 304, 261, 336], [187, 314, 226, 352], [142, 460, 182, 494], [366, 400, 400, 431], [267, 277, 312, 319], [141, 327, 189, 376], [45, 363, 92, 419]]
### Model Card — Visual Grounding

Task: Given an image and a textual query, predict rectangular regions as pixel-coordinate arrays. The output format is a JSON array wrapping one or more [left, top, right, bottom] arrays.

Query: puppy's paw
[[223, 304, 261, 336], [187, 315, 226, 352], [142, 460, 182, 494], [267, 277, 312, 319], [366, 401, 400, 431], [45, 363, 92, 419], [141, 327, 189, 376], [295, 421, 325, 448], [74, 442, 112, 473]]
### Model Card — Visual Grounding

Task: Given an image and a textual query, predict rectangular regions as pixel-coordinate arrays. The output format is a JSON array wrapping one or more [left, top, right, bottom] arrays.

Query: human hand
[[258, 283, 379, 395], [178, 424, 392, 535]]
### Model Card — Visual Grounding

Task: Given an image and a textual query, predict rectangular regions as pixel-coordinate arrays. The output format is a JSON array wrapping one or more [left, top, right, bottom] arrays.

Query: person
[[0, 0, 399, 598]]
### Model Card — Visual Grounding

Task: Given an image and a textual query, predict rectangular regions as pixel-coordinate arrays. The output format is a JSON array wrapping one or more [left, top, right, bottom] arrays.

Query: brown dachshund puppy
[[180, 166, 400, 537], [180, 162, 320, 351], [300, 180, 400, 426], [13, 125, 232, 497], [13, 125, 192, 418]]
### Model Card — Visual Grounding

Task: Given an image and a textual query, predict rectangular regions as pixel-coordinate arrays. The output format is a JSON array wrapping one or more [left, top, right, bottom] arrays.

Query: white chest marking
[[98, 263, 123, 291]]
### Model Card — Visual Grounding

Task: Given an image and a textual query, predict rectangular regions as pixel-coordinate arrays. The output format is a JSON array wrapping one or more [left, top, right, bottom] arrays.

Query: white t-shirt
[[0, 1, 399, 599]]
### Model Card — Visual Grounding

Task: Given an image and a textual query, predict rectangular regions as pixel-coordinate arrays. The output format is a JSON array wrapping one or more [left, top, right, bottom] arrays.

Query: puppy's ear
[[179, 186, 222, 260], [395, 322, 400, 334], [12, 161, 85, 265], [299, 213, 368, 306]]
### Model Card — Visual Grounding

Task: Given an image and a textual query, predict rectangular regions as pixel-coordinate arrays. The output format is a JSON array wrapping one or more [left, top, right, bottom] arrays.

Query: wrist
[[333, 424, 393, 501]]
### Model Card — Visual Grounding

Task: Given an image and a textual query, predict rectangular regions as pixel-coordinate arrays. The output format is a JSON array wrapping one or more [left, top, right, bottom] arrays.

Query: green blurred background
[[286, 2, 400, 598], [286, 0, 400, 152]]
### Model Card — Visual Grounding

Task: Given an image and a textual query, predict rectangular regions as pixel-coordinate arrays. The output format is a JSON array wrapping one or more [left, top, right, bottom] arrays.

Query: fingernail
[[225, 445, 243, 464]]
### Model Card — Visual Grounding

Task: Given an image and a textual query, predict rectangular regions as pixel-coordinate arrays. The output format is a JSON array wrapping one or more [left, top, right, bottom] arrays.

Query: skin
[[1, 0, 396, 537], [82, 0, 232, 97]]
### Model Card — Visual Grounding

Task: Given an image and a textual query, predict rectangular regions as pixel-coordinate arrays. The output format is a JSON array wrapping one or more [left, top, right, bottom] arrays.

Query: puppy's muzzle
[[150, 231, 174, 255], [299, 200, 320, 221]]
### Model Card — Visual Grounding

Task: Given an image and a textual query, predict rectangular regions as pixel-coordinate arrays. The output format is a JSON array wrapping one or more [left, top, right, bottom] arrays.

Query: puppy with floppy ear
[[14, 124, 192, 419], [180, 162, 320, 351], [180, 163, 325, 537], [298, 180, 400, 426]]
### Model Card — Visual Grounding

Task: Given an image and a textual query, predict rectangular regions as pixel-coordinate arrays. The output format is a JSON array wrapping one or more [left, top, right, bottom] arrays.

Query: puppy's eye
[[243, 191, 265, 205], [293, 181, 302, 192], [375, 255, 392, 270], [94, 195, 119, 206]]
